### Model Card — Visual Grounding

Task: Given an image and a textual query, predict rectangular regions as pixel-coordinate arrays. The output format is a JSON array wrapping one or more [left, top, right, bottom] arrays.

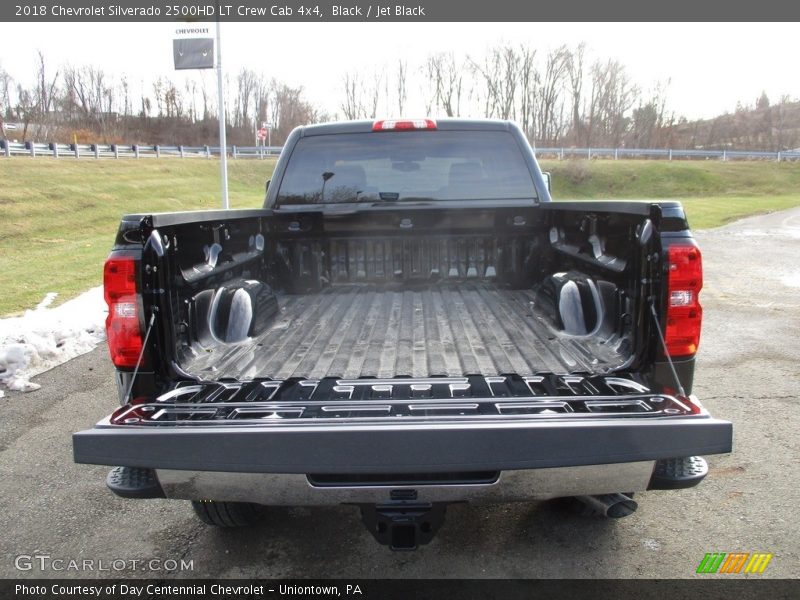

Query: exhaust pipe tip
[[605, 494, 638, 518], [575, 493, 638, 518]]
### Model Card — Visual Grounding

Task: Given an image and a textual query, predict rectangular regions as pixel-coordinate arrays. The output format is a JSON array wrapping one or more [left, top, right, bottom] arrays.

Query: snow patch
[[781, 273, 800, 288], [0, 287, 106, 393], [726, 227, 800, 240], [642, 538, 661, 551], [37, 292, 58, 310]]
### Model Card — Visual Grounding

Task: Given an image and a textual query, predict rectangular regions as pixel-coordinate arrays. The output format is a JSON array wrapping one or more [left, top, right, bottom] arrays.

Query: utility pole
[[215, 0, 229, 209]]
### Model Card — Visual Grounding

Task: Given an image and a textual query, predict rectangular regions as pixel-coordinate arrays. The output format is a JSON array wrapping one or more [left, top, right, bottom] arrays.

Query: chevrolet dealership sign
[[173, 27, 214, 70]]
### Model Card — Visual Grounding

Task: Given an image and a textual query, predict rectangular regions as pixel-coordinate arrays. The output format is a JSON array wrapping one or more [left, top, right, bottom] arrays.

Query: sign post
[[260, 122, 273, 149], [214, 4, 229, 209], [173, 7, 228, 209]]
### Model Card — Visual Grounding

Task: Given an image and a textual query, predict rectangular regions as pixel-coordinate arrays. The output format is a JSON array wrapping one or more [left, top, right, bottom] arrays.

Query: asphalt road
[[1, 208, 798, 579]]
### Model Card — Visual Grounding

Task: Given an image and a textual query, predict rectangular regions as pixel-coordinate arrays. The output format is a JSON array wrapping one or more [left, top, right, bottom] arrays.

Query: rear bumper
[[155, 462, 658, 505], [74, 413, 731, 475]]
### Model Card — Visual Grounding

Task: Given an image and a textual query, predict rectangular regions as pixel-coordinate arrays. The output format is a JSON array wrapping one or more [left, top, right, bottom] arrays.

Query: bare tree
[[234, 69, 258, 129], [121, 76, 132, 118], [0, 63, 12, 137], [367, 68, 384, 119], [517, 46, 538, 140], [630, 80, 671, 148], [13, 85, 36, 141], [151, 77, 164, 117], [62, 64, 121, 140], [339, 67, 385, 120], [341, 71, 366, 120], [10, 52, 60, 141], [35, 51, 59, 136], [196, 72, 209, 121], [470, 45, 519, 120], [427, 52, 464, 117], [270, 80, 320, 141], [535, 45, 570, 144], [396, 59, 407, 115], [139, 78, 151, 121], [163, 79, 183, 119], [775, 95, 790, 150], [254, 75, 270, 130], [586, 59, 638, 147], [566, 43, 585, 144]]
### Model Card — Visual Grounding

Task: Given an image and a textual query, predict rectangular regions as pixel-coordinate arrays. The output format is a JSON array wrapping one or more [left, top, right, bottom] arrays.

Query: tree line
[[1, 45, 798, 151], [341, 44, 798, 152], [0, 51, 324, 146]]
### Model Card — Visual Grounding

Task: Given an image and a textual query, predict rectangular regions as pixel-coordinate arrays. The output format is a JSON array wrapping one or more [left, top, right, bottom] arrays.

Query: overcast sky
[[1, 22, 797, 121]]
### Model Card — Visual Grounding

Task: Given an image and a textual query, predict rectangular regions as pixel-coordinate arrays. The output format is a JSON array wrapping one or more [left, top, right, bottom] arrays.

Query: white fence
[[534, 147, 800, 161], [2, 140, 800, 162], [0, 141, 281, 159]]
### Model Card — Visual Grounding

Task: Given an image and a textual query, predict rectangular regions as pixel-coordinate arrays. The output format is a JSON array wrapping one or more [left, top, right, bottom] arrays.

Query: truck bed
[[182, 282, 629, 381]]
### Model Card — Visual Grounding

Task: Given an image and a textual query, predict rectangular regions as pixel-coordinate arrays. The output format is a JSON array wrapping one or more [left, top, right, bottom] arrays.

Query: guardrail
[[0, 141, 281, 159], [2, 140, 799, 162], [534, 147, 800, 161]]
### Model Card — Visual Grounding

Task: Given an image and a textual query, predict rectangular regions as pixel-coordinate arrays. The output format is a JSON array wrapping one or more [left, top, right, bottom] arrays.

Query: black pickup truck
[[74, 119, 731, 550]]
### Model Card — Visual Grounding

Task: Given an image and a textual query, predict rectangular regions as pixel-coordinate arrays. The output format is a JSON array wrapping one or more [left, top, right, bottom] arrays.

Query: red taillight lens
[[104, 257, 144, 368], [372, 119, 437, 132], [665, 245, 703, 357]]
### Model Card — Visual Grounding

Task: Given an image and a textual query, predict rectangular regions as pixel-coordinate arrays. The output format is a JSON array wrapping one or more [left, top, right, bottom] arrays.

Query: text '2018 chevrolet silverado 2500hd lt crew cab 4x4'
[[74, 119, 731, 550]]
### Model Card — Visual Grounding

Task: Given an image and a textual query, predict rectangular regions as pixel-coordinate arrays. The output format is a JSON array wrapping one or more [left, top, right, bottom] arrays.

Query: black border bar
[[4, 0, 800, 22], [3, 579, 799, 600]]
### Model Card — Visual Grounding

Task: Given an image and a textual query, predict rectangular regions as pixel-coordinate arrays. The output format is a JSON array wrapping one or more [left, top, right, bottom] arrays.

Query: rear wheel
[[190, 500, 264, 527]]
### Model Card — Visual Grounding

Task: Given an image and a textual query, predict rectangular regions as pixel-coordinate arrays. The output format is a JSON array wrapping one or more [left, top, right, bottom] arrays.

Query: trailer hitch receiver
[[359, 502, 447, 550]]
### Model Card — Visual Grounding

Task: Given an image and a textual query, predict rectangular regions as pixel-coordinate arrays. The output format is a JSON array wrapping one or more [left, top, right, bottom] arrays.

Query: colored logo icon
[[697, 553, 773, 574]]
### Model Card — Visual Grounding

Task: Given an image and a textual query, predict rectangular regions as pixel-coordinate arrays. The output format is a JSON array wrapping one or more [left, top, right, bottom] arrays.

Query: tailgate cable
[[122, 312, 156, 403], [648, 299, 687, 398]]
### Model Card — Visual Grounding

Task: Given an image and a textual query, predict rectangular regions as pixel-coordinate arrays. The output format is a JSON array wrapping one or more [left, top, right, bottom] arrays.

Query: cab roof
[[299, 118, 516, 137]]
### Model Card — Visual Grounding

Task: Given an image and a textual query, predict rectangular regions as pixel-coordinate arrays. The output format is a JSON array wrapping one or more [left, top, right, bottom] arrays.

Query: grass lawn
[[1, 157, 799, 315], [0, 159, 274, 315], [539, 159, 800, 229]]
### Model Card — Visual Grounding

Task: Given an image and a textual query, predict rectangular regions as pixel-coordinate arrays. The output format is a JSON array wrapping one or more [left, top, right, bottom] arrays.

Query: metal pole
[[215, 2, 229, 209]]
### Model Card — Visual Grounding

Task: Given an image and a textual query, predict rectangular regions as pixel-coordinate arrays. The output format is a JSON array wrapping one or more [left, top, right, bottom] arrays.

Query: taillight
[[104, 256, 144, 368], [665, 244, 703, 357], [372, 119, 437, 131]]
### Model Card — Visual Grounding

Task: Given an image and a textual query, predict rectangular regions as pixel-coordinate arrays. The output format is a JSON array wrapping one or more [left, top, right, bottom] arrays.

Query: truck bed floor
[[183, 283, 628, 380]]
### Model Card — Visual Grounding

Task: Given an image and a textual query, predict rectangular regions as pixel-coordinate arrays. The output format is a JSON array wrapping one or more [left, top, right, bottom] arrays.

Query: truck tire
[[190, 500, 264, 527]]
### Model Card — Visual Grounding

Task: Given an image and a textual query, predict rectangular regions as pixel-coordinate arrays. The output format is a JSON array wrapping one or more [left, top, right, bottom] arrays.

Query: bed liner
[[182, 282, 628, 380]]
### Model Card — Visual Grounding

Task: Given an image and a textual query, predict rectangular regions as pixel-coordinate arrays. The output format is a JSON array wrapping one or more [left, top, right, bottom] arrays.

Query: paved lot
[[1, 208, 798, 579]]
